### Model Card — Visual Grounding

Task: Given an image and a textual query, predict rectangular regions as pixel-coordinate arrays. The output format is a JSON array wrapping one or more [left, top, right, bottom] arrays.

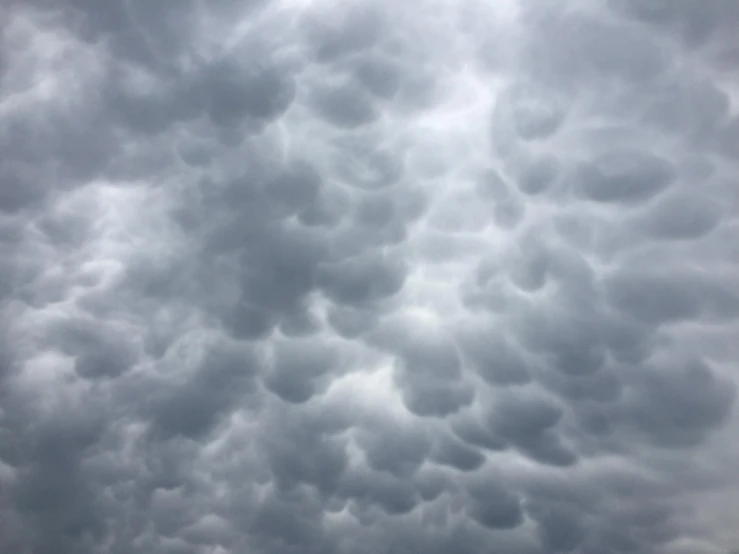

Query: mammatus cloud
[[1, 0, 738, 553]]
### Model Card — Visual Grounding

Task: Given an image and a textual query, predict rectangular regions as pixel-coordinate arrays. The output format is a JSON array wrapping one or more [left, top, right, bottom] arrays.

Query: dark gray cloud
[[1, 1, 738, 553], [573, 150, 676, 205]]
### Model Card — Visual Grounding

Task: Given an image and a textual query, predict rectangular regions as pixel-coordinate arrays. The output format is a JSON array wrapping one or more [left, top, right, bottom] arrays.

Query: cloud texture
[[1, 1, 738, 553]]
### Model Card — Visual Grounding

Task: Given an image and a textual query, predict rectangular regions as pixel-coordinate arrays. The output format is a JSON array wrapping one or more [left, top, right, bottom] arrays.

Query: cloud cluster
[[1, 1, 738, 553]]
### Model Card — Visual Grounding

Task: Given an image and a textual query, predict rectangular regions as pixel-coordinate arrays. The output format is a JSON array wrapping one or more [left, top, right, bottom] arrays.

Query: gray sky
[[1, 1, 739, 553]]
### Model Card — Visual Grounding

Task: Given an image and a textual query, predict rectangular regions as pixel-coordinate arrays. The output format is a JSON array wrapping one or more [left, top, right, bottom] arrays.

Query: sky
[[1, 0, 739, 553]]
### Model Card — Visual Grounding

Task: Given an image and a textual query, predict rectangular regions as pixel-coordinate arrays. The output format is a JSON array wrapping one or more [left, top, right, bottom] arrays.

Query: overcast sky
[[1, 1, 739, 553]]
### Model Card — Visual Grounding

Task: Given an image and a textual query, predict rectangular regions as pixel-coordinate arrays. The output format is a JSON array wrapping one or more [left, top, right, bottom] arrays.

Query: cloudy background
[[1, 0, 739, 552]]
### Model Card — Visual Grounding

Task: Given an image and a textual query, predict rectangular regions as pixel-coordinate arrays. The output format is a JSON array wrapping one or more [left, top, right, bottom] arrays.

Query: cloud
[[573, 150, 676, 205], [1, 0, 739, 553]]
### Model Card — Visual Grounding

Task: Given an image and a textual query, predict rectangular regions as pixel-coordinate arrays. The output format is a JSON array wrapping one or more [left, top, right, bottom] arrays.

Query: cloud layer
[[1, 1, 738, 553]]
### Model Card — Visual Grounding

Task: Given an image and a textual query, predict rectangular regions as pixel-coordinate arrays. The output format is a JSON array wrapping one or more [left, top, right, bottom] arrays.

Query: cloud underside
[[1, 1, 739, 553]]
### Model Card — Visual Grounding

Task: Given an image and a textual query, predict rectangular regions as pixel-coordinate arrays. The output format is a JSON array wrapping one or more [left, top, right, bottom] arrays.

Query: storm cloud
[[1, 1, 738, 553]]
